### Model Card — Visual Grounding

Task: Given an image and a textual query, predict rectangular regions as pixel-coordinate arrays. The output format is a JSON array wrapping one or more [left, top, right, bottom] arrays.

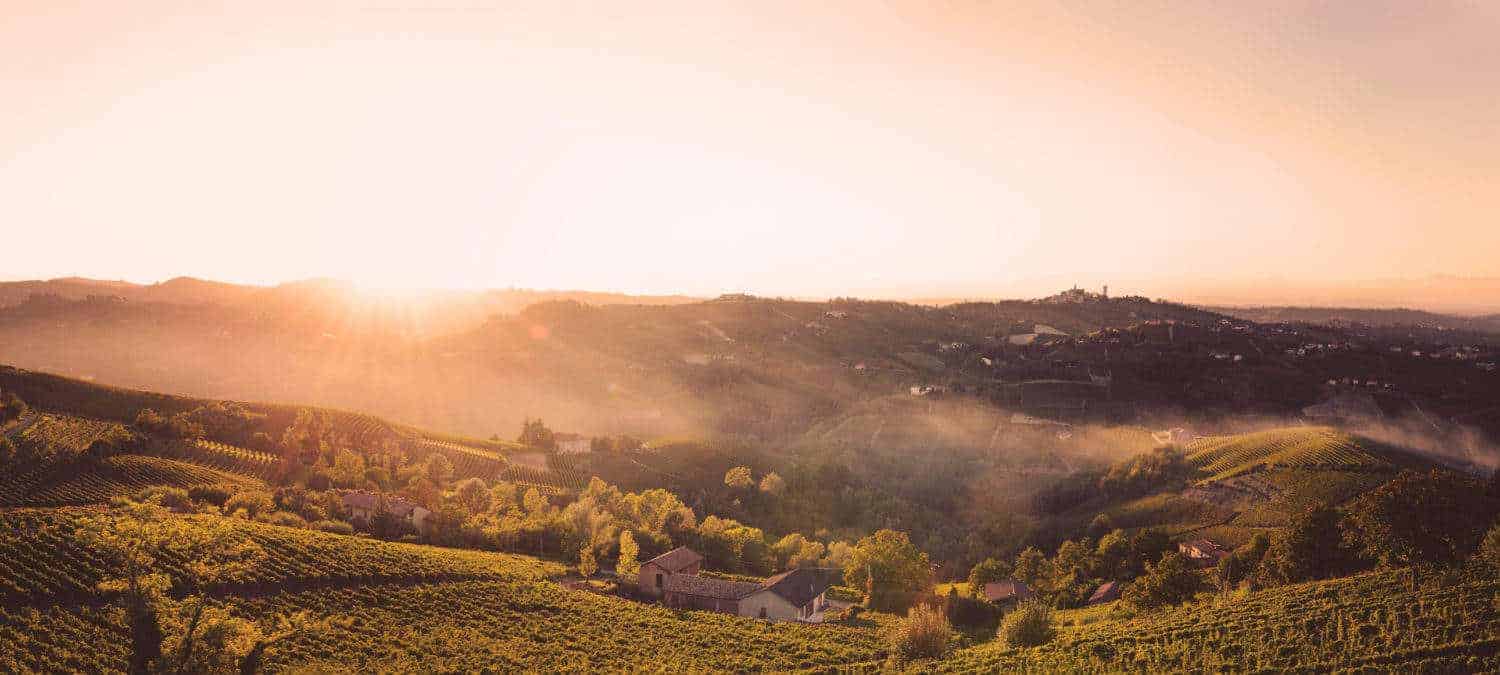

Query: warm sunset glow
[[2, 2, 1497, 301]]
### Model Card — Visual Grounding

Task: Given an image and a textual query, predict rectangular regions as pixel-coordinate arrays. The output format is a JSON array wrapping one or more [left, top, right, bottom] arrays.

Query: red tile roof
[[643, 546, 704, 572], [983, 579, 1035, 602]]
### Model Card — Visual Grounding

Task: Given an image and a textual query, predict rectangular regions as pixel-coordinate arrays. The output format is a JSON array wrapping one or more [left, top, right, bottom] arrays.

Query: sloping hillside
[[936, 567, 1500, 672], [1187, 427, 1394, 481], [0, 509, 890, 673]]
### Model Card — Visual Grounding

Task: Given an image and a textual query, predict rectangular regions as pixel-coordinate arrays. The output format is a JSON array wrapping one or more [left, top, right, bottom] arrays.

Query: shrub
[[223, 490, 275, 518], [890, 604, 951, 660], [188, 484, 236, 506], [1000, 601, 1056, 648], [945, 592, 1001, 629], [135, 486, 192, 509], [826, 585, 865, 603], [312, 520, 355, 535], [265, 511, 308, 528]]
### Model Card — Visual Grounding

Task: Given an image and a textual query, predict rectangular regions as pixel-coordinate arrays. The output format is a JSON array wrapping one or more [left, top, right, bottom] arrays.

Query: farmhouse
[[1087, 581, 1123, 606], [339, 491, 432, 534], [982, 579, 1035, 604], [1178, 539, 1231, 566], [554, 433, 592, 454], [643, 548, 836, 622], [639, 546, 703, 598]]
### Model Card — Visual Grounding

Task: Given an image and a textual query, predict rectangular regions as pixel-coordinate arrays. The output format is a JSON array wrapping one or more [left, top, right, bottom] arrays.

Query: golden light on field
[[2, 2, 1497, 299]]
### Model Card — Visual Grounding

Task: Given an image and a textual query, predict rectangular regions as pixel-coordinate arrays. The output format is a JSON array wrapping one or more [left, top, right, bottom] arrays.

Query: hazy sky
[[3, 1, 1497, 298]]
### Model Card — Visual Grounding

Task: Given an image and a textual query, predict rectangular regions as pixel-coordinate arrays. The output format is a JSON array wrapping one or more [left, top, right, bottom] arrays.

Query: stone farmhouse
[[639, 547, 836, 622], [339, 491, 432, 534]]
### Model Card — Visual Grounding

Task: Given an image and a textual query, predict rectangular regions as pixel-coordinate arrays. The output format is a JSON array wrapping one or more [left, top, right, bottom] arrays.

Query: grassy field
[[934, 566, 1500, 672]]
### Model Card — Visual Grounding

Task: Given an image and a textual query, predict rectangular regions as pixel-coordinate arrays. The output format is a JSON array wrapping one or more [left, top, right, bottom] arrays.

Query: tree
[[517, 418, 556, 450], [523, 488, 550, 516], [890, 604, 951, 660], [617, 530, 640, 583], [724, 466, 754, 490], [1086, 514, 1115, 539], [1012, 547, 1048, 587], [1051, 539, 1095, 582], [0, 390, 24, 424], [77, 500, 266, 674], [999, 601, 1055, 648], [423, 454, 455, 488], [1124, 551, 1204, 610], [0, 436, 15, 467], [578, 546, 598, 577], [842, 529, 931, 612], [1256, 505, 1357, 586], [1216, 533, 1270, 590], [330, 449, 365, 489], [1480, 522, 1500, 572], [1124, 529, 1173, 579], [1342, 469, 1498, 569], [966, 558, 1012, 597], [758, 472, 785, 495], [772, 533, 825, 569], [454, 478, 491, 515], [1094, 530, 1131, 580]]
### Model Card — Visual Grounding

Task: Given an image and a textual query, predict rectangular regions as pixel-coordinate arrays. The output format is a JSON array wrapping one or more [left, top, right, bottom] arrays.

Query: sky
[[2, 1, 1497, 301]]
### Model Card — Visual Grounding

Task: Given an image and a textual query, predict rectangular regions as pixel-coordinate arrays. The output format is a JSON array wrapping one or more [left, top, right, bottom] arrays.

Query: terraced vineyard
[[0, 508, 564, 604], [936, 567, 1500, 672], [1187, 427, 1389, 481], [417, 439, 511, 482], [4, 455, 259, 507], [179, 439, 279, 480]]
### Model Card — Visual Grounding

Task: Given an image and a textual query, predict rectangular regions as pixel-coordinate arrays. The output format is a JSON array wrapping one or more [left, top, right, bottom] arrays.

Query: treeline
[[979, 467, 1500, 619], [1034, 446, 1198, 515]]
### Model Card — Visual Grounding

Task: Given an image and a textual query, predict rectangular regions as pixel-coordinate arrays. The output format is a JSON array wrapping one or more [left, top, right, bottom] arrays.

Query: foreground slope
[[937, 567, 1500, 672], [0, 509, 889, 673]]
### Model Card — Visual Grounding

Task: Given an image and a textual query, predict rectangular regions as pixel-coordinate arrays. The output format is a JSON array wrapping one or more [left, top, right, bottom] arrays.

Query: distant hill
[[1211, 305, 1500, 335], [0, 276, 700, 338], [0, 284, 1229, 439]]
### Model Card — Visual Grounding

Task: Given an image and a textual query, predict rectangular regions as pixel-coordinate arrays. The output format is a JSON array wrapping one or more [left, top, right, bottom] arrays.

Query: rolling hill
[[0, 508, 890, 673], [936, 566, 1500, 672]]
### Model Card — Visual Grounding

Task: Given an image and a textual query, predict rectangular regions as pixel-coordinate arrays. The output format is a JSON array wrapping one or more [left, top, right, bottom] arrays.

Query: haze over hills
[[2, 276, 1498, 446]]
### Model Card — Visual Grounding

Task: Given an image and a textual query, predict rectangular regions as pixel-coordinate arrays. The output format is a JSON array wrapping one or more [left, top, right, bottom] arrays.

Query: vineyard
[[0, 577, 891, 673], [0, 456, 259, 507], [415, 439, 511, 483], [0, 507, 889, 673], [0, 508, 564, 605], [935, 566, 1500, 672], [178, 439, 280, 480], [1187, 427, 1393, 481], [14, 414, 127, 454]]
